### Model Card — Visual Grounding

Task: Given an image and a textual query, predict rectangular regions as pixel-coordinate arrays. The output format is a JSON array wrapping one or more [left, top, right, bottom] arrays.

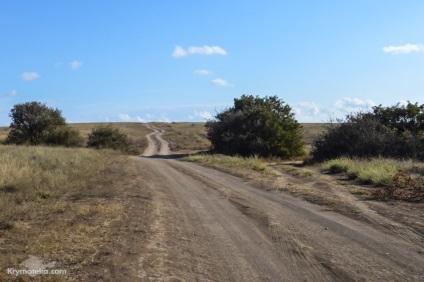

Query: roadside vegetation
[[311, 102, 424, 202], [322, 157, 424, 202]]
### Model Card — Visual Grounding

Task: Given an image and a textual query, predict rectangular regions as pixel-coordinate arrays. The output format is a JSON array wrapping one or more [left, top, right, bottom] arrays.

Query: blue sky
[[1, 1, 424, 125]]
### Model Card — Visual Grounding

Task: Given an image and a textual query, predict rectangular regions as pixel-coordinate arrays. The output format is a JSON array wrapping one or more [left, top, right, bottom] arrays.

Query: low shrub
[[87, 125, 132, 153], [44, 126, 84, 147], [322, 157, 352, 173]]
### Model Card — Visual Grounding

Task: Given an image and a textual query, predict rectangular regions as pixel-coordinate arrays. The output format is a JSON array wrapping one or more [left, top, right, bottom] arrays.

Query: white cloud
[[173, 45, 227, 57], [11, 90, 17, 96], [117, 113, 145, 122], [334, 98, 376, 112], [194, 110, 213, 120], [172, 45, 188, 58], [21, 72, 40, 81], [383, 43, 424, 54], [194, 69, 212, 75], [212, 78, 233, 87], [293, 102, 320, 116], [188, 45, 227, 55], [69, 60, 83, 70], [159, 116, 170, 122], [117, 113, 132, 121]]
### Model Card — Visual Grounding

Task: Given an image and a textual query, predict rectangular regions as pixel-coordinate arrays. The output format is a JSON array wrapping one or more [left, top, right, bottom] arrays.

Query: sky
[[1, 1, 424, 125]]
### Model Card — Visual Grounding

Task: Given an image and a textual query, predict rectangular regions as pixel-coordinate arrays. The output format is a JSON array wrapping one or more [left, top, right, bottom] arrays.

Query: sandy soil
[[130, 129, 424, 281]]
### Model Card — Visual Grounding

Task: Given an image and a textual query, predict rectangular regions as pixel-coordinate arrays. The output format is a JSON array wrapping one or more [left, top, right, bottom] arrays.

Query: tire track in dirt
[[283, 172, 424, 249], [142, 125, 171, 157], [165, 160, 424, 281]]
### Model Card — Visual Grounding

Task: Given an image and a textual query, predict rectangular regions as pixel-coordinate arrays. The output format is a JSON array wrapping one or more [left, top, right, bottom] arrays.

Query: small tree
[[206, 95, 304, 158], [5, 102, 66, 145]]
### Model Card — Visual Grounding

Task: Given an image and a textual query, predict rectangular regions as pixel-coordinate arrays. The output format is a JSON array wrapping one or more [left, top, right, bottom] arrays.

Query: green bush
[[312, 102, 424, 162], [44, 126, 84, 147], [206, 95, 304, 158], [87, 125, 131, 152]]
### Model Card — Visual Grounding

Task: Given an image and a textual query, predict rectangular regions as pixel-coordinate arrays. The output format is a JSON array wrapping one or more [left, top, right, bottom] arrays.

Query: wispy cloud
[[173, 45, 227, 58], [193, 110, 213, 120], [117, 113, 132, 121], [293, 102, 320, 116], [212, 78, 233, 87], [69, 60, 83, 70], [159, 116, 170, 122], [117, 113, 145, 122], [383, 43, 424, 54], [0, 89, 17, 98], [194, 69, 212, 75], [188, 45, 227, 55], [21, 72, 40, 81], [172, 45, 188, 58], [334, 98, 376, 112]]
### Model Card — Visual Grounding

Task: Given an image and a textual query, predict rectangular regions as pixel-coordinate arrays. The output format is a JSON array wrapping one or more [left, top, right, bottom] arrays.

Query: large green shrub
[[312, 102, 424, 161], [206, 95, 304, 158]]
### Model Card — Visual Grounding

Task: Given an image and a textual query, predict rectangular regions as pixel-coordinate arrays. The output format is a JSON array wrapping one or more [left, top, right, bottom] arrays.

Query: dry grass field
[[301, 123, 327, 146], [151, 122, 212, 152], [0, 146, 151, 280]]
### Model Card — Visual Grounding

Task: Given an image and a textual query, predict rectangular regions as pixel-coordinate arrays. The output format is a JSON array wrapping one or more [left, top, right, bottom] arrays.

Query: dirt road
[[142, 125, 172, 156], [134, 129, 424, 281]]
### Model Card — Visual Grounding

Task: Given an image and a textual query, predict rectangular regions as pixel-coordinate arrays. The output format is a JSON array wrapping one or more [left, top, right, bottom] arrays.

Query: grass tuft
[[183, 154, 270, 174]]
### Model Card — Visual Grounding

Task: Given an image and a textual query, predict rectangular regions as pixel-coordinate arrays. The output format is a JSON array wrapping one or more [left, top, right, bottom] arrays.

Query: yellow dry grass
[[0, 145, 131, 281]]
